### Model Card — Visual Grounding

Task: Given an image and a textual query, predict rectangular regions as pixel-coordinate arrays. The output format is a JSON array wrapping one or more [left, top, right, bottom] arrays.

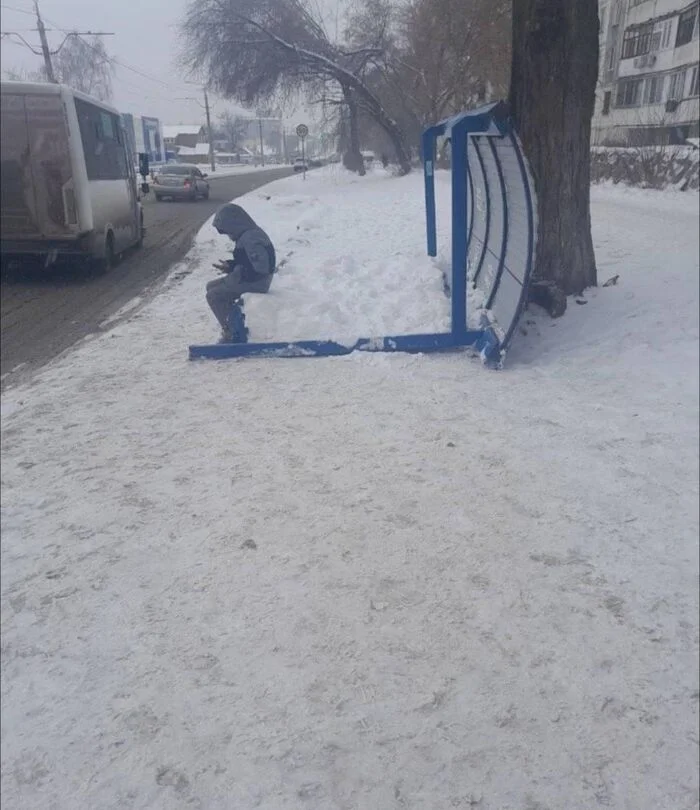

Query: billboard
[[121, 113, 164, 164], [141, 116, 164, 163]]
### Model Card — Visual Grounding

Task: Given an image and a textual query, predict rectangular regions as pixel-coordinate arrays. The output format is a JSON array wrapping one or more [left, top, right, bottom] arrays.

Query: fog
[[0, 0, 321, 127]]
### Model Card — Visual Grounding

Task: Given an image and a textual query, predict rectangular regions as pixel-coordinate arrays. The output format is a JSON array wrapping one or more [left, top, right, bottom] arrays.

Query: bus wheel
[[92, 233, 115, 274]]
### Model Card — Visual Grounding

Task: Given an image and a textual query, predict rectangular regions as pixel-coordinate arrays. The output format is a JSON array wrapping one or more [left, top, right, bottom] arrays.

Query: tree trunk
[[345, 78, 411, 174], [342, 88, 366, 175], [509, 0, 599, 307]]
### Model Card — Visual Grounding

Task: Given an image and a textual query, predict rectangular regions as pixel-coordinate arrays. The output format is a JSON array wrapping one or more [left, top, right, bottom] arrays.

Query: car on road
[[152, 164, 210, 201], [293, 157, 308, 173]]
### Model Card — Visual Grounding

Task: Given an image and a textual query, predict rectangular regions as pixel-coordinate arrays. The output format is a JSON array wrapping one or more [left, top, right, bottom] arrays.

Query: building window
[[621, 23, 654, 58], [600, 6, 607, 33], [668, 69, 687, 100], [616, 78, 643, 107], [691, 65, 699, 96], [661, 19, 673, 48], [602, 91, 612, 115], [676, 6, 698, 47], [606, 44, 615, 69], [644, 76, 665, 104]]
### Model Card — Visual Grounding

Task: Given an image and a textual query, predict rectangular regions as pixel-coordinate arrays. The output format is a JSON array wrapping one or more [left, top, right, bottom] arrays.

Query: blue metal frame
[[423, 131, 438, 258], [471, 138, 491, 285], [189, 100, 535, 368], [500, 131, 537, 349], [466, 159, 475, 242], [485, 137, 509, 310]]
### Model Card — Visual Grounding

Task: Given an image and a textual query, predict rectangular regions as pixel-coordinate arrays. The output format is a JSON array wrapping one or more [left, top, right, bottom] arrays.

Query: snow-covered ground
[[140, 164, 288, 180], [207, 163, 290, 179], [1, 167, 698, 810]]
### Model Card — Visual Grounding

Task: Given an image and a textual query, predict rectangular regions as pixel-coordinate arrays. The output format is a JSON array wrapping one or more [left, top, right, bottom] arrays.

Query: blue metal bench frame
[[189, 101, 536, 366]]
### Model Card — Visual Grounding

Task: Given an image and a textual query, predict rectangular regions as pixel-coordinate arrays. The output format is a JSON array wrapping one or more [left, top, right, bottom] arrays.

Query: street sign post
[[296, 123, 308, 180]]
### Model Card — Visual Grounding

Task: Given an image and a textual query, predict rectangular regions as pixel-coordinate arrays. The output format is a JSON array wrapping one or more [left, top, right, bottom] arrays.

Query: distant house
[[215, 146, 257, 165], [162, 125, 207, 151], [176, 142, 212, 164]]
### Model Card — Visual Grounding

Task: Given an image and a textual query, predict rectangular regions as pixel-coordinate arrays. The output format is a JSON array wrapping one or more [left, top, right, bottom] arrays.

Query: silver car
[[153, 164, 210, 201]]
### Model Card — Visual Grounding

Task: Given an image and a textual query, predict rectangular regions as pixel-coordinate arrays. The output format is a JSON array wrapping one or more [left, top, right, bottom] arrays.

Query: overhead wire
[[1, 3, 239, 119]]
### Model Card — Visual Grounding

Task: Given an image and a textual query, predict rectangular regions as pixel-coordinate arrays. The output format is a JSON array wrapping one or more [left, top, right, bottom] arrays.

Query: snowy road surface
[[0, 168, 292, 391], [1, 168, 698, 810]]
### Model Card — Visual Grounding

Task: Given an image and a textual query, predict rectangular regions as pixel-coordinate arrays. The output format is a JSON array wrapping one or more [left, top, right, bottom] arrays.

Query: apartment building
[[594, 0, 699, 145]]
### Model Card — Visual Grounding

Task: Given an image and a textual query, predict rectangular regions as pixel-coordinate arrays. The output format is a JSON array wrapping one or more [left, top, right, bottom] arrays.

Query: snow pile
[[1, 172, 698, 810], [189, 164, 452, 345]]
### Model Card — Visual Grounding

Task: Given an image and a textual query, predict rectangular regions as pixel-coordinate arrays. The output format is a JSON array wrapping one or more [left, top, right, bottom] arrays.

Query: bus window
[[75, 98, 128, 181], [25, 94, 72, 232]]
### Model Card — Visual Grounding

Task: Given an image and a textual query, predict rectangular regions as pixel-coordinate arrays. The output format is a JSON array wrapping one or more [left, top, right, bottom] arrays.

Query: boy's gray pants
[[206, 269, 272, 331]]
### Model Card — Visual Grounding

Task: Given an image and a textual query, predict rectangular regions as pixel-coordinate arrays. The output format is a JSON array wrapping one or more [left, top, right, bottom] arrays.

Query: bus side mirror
[[138, 152, 149, 179]]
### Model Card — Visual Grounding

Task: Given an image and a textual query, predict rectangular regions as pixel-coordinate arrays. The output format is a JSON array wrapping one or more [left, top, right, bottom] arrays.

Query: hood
[[212, 203, 258, 240]]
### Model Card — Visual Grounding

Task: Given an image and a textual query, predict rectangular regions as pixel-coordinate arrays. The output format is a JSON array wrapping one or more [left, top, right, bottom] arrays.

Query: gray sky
[[1, 0, 323, 127]]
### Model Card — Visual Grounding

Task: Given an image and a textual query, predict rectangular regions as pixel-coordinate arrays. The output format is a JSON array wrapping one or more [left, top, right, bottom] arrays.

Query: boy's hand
[[212, 260, 229, 273]]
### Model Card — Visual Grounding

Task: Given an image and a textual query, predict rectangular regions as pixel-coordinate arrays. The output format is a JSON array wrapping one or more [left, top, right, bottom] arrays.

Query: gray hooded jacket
[[212, 204, 276, 281]]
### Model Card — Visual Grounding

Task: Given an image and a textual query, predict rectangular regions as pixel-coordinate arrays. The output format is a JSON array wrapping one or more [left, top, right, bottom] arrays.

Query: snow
[[162, 125, 204, 139], [142, 163, 287, 180], [189, 165, 452, 345], [1, 167, 698, 810], [176, 142, 212, 157], [208, 163, 289, 178]]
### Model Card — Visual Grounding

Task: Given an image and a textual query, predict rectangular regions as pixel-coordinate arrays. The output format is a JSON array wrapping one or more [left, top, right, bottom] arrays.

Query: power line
[[68, 29, 199, 95], [0, 3, 35, 16], [3, 2, 196, 94], [2, 3, 230, 118]]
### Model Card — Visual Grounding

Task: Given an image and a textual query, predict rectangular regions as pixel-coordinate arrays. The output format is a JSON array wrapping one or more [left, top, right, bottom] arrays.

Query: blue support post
[[422, 130, 437, 257], [450, 126, 468, 339]]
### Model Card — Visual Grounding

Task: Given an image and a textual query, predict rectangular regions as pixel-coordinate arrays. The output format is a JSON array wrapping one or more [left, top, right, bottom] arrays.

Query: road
[[0, 168, 291, 391]]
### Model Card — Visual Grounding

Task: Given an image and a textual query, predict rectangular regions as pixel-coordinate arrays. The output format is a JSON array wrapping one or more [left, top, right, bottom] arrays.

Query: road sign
[[296, 124, 309, 180]]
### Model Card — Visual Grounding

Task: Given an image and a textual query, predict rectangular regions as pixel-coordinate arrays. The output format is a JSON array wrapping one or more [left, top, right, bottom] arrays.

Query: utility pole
[[203, 88, 215, 174], [282, 128, 289, 164], [34, 0, 55, 82], [258, 118, 265, 167], [3, 10, 113, 85]]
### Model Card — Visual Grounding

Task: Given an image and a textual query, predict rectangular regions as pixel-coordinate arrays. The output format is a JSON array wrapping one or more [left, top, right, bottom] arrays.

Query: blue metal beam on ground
[[189, 331, 488, 361]]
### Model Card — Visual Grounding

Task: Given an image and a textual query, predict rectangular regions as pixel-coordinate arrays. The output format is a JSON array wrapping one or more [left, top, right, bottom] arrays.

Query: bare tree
[[37, 35, 115, 101], [337, 0, 510, 158], [510, 0, 599, 312], [4, 67, 39, 81], [217, 110, 249, 150], [180, 0, 412, 173], [398, 0, 511, 125]]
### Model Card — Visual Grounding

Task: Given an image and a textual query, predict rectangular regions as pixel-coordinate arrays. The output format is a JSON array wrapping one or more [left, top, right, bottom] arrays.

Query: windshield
[[158, 165, 193, 175]]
